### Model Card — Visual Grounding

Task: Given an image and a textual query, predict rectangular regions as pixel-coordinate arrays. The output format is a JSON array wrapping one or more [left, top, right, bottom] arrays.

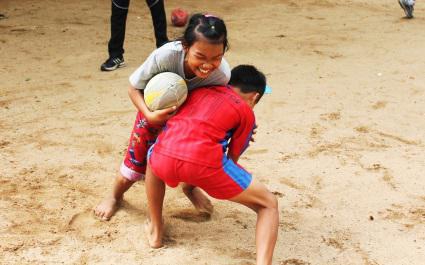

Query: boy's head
[[228, 65, 266, 108]]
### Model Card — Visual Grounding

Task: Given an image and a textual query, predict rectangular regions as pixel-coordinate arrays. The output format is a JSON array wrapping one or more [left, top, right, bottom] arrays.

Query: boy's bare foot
[[144, 219, 163, 248], [93, 197, 121, 221], [182, 185, 214, 214]]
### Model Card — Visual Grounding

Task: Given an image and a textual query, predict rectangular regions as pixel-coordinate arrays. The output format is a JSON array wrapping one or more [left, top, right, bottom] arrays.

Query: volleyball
[[144, 72, 188, 111], [171, 8, 189, 27]]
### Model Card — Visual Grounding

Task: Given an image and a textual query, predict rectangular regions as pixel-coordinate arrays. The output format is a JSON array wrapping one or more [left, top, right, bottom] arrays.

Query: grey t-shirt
[[129, 41, 230, 91]]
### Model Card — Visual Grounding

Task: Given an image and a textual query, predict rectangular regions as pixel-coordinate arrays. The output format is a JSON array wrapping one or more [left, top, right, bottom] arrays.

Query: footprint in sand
[[279, 211, 301, 232], [245, 148, 268, 155], [354, 126, 370, 133], [0, 140, 11, 148], [67, 210, 111, 239], [170, 209, 211, 223], [272, 191, 284, 198], [361, 163, 398, 190], [320, 111, 341, 121], [310, 123, 327, 138], [379, 203, 425, 229], [371, 100, 387, 109], [279, 178, 305, 190], [280, 259, 311, 265], [280, 152, 300, 162], [321, 235, 347, 251], [279, 220, 297, 232], [311, 175, 323, 191], [231, 248, 256, 261], [355, 126, 420, 146]]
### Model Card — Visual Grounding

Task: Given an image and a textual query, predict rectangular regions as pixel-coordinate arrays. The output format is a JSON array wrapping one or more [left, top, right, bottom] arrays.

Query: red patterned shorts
[[120, 112, 162, 181]]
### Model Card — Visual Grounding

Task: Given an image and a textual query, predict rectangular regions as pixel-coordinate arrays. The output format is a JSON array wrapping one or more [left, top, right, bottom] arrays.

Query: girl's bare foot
[[93, 197, 121, 221], [94, 175, 135, 221], [182, 185, 214, 214], [144, 219, 163, 248]]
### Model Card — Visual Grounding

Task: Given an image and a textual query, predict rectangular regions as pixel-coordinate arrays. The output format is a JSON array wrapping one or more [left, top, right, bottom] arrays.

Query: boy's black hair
[[229, 65, 267, 103], [180, 13, 229, 52]]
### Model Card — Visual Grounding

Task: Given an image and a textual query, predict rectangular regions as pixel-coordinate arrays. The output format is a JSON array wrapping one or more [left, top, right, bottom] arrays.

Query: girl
[[94, 13, 230, 220]]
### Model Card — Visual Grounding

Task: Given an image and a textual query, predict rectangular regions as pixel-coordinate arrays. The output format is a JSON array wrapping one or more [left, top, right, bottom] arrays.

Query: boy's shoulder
[[209, 86, 253, 113]]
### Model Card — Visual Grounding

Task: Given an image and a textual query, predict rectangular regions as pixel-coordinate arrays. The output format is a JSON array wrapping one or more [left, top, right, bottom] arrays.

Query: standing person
[[94, 13, 230, 220], [145, 65, 279, 265], [100, 0, 169, 71], [398, 0, 415, 19]]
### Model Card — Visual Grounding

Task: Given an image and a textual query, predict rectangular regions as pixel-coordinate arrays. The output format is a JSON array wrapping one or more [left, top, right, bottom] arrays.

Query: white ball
[[144, 72, 188, 111]]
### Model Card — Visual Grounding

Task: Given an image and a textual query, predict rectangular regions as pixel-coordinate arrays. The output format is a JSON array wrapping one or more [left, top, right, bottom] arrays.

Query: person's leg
[[94, 174, 135, 220], [145, 164, 165, 248], [181, 184, 213, 214], [108, 0, 130, 58], [101, 0, 129, 70], [229, 179, 279, 265], [146, 0, 168, 47], [399, 0, 415, 18], [94, 112, 159, 220]]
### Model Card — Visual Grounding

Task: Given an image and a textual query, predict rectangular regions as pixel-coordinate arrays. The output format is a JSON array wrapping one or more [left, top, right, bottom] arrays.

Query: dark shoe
[[100, 56, 125, 71], [399, 0, 415, 19]]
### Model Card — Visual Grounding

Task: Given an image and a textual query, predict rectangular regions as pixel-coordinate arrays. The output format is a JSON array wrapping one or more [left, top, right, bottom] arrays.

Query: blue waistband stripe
[[222, 157, 252, 189]]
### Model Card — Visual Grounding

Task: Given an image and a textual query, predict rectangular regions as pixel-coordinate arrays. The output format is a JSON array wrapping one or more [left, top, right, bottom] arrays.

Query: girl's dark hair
[[229, 65, 266, 103], [180, 13, 229, 52]]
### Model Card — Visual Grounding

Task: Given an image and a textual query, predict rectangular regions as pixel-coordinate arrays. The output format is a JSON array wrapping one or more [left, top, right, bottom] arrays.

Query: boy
[[145, 65, 279, 265]]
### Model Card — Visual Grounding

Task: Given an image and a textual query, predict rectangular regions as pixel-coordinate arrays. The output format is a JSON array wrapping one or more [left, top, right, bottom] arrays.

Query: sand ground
[[1, 0, 425, 264]]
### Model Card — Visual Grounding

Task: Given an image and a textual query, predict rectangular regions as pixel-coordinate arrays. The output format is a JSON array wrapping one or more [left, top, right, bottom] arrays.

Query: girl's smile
[[184, 38, 224, 79]]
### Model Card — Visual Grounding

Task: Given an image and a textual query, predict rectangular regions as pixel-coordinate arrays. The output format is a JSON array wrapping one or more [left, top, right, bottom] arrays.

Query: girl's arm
[[128, 85, 176, 125]]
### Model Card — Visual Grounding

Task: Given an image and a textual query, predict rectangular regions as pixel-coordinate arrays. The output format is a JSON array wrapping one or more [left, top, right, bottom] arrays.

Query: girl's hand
[[146, 106, 177, 125], [128, 85, 176, 125]]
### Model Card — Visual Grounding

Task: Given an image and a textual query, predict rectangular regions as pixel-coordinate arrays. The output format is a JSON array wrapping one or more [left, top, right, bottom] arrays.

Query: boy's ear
[[247, 92, 260, 108], [253, 92, 260, 103]]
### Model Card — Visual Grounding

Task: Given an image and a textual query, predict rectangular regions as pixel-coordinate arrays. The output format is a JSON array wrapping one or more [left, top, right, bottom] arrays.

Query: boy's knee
[[266, 192, 278, 210], [256, 190, 278, 211]]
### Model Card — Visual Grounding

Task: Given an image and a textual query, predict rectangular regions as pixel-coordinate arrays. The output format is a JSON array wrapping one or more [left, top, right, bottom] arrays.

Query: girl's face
[[184, 39, 224, 79]]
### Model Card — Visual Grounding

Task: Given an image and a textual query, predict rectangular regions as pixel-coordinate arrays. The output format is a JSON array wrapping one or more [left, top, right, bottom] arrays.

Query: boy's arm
[[227, 108, 256, 163]]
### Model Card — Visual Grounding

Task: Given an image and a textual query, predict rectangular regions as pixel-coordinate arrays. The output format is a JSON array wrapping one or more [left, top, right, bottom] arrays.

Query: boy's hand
[[250, 125, 258, 142], [146, 106, 177, 125]]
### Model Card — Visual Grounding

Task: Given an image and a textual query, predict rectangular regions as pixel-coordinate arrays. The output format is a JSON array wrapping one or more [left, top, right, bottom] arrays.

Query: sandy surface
[[1, 0, 425, 264]]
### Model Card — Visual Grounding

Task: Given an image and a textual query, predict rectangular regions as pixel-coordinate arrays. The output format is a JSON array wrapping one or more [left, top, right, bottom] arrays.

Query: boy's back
[[153, 85, 255, 168]]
